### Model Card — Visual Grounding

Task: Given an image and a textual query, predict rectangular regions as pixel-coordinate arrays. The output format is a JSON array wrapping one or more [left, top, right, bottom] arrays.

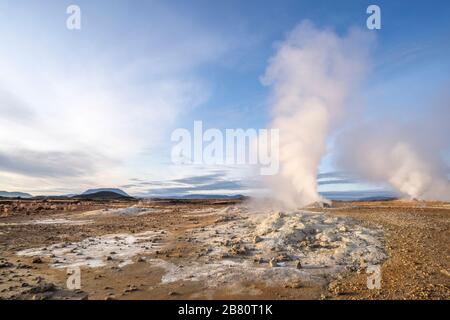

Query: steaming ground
[[153, 207, 386, 288], [0, 199, 448, 300]]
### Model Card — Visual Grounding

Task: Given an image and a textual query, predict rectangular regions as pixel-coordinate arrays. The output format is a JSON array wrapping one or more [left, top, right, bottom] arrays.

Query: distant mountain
[[321, 190, 398, 201], [74, 191, 135, 200], [82, 188, 130, 197], [181, 194, 247, 200], [150, 194, 247, 200], [0, 191, 33, 198]]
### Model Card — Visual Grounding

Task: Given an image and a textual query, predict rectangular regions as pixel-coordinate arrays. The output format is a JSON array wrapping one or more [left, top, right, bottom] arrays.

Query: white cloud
[[0, 3, 229, 193]]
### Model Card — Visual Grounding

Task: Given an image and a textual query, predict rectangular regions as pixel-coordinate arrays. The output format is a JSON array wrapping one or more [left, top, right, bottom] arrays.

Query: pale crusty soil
[[0, 199, 448, 300]]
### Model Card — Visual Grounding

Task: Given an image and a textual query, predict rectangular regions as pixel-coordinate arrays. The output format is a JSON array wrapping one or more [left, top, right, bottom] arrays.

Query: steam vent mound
[[155, 207, 387, 288]]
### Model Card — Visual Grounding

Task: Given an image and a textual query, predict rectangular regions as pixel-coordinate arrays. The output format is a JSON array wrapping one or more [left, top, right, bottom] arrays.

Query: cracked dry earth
[[0, 199, 449, 300]]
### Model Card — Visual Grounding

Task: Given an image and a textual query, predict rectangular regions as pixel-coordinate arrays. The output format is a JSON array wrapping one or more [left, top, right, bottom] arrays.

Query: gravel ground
[[0, 199, 448, 300]]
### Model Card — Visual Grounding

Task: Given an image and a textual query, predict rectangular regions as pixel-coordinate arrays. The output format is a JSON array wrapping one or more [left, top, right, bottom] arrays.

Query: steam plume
[[261, 21, 373, 208], [336, 99, 450, 201]]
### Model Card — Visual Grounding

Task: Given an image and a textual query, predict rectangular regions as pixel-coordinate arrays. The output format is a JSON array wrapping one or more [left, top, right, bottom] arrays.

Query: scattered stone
[[286, 281, 302, 289], [0, 262, 13, 268], [32, 257, 42, 264], [253, 257, 264, 264], [253, 235, 262, 244], [440, 269, 450, 277], [275, 253, 291, 262], [123, 285, 138, 293], [229, 244, 248, 256], [34, 276, 44, 284], [27, 282, 56, 294]]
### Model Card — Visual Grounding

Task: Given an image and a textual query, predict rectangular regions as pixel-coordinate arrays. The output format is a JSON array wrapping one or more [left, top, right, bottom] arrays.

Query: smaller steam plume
[[336, 98, 450, 201]]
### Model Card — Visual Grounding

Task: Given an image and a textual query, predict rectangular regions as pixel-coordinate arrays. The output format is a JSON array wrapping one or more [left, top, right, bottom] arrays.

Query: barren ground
[[0, 199, 448, 300]]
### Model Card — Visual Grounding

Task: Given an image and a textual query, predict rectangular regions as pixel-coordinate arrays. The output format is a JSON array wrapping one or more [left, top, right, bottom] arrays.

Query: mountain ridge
[[0, 191, 33, 198]]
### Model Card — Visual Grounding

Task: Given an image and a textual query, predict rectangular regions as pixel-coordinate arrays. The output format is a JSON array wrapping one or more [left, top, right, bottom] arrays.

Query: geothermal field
[[0, 198, 448, 300], [1, 1, 450, 307]]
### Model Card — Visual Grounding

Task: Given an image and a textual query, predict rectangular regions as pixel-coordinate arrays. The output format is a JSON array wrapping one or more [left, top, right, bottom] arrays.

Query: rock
[[79, 294, 89, 300], [440, 269, 450, 277], [286, 281, 302, 289], [271, 245, 283, 252], [28, 282, 56, 294], [0, 262, 13, 268], [328, 281, 340, 295], [32, 257, 42, 264], [34, 276, 44, 284], [123, 285, 138, 293], [310, 201, 332, 208], [229, 244, 248, 256], [295, 261, 302, 269], [275, 253, 291, 262], [253, 235, 262, 244], [168, 291, 179, 296], [253, 257, 264, 264]]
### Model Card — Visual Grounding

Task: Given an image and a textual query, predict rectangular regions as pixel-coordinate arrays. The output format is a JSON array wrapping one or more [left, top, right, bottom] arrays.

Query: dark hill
[[82, 188, 129, 197], [73, 191, 135, 200]]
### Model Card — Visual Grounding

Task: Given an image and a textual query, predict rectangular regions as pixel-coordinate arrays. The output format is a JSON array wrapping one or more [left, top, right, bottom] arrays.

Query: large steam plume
[[261, 21, 374, 208]]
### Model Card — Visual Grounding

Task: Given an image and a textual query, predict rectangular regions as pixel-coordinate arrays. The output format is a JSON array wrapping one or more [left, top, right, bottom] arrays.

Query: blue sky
[[0, 0, 449, 197]]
